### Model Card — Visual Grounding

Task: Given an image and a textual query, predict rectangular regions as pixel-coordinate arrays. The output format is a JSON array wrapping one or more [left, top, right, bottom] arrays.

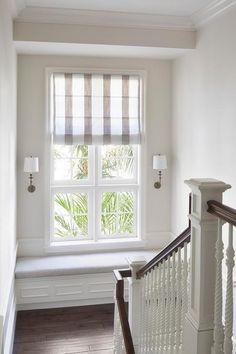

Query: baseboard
[[17, 297, 114, 311], [1, 246, 17, 354], [3, 296, 16, 354]]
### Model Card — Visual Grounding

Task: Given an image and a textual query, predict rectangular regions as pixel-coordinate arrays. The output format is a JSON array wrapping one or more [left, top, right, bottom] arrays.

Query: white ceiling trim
[[14, 6, 195, 31], [192, 0, 236, 27], [13, 0, 236, 30]]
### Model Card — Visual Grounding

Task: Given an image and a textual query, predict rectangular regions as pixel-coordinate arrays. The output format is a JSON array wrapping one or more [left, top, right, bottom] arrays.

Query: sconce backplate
[[28, 185, 36, 193], [154, 181, 161, 189]]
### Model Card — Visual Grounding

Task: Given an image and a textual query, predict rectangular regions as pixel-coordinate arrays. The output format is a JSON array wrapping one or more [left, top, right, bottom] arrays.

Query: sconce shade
[[24, 157, 39, 173], [153, 155, 167, 170]]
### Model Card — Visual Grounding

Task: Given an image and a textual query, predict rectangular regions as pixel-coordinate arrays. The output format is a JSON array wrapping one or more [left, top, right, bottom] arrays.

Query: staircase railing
[[113, 195, 191, 354], [113, 179, 235, 354], [137, 226, 191, 353]]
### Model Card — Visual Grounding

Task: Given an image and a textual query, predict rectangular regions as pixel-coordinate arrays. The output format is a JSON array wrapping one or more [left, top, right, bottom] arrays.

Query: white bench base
[[16, 272, 129, 310], [15, 250, 157, 310]]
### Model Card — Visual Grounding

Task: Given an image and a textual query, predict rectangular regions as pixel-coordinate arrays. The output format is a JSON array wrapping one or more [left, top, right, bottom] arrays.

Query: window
[[49, 71, 142, 245]]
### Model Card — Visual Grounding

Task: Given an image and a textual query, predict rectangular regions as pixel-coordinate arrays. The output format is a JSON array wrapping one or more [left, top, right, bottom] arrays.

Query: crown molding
[[192, 0, 236, 28], [15, 6, 195, 31], [14, 0, 236, 31]]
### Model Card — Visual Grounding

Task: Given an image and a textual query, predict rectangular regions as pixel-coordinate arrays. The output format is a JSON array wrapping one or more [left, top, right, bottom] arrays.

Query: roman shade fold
[[52, 73, 141, 145]]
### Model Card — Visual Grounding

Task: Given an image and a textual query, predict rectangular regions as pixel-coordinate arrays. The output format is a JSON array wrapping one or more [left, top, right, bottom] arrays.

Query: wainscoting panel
[[16, 273, 128, 310]]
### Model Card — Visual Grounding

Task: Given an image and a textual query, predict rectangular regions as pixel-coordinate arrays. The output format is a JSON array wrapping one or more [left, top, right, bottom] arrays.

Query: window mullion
[[93, 146, 98, 242]]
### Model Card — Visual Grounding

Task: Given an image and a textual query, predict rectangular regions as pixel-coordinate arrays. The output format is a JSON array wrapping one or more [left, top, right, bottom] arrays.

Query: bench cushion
[[15, 250, 157, 279]]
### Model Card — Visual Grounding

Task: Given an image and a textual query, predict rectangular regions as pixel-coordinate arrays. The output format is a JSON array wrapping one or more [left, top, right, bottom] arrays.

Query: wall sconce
[[153, 154, 167, 189], [24, 156, 39, 193]]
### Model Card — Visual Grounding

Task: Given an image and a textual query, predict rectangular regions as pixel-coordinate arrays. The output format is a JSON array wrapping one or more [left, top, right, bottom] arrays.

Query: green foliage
[[102, 145, 134, 179], [101, 192, 134, 236], [72, 144, 89, 180], [54, 193, 88, 238]]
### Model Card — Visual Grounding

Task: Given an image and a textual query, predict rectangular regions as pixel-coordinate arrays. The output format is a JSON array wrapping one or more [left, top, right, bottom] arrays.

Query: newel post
[[128, 257, 146, 353], [183, 179, 231, 354]]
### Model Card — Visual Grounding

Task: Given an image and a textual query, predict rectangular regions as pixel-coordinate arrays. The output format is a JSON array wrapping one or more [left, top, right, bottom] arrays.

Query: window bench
[[15, 250, 157, 310]]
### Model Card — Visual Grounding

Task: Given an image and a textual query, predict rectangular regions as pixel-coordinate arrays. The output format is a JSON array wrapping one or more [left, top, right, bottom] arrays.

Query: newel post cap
[[127, 256, 146, 277], [185, 178, 231, 193]]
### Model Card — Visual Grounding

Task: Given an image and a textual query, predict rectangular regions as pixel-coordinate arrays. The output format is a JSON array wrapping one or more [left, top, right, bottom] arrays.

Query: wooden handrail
[[113, 269, 134, 354], [136, 226, 191, 279], [207, 200, 236, 226]]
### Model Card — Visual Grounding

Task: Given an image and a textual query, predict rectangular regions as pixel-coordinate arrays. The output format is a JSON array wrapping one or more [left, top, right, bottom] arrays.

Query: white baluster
[[152, 267, 159, 354], [166, 256, 171, 351], [181, 242, 188, 347], [171, 252, 176, 352], [175, 247, 182, 351], [143, 273, 149, 353], [159, 262, 165, 352], [159, 262, 164, 351], [146, 272, 151, 354], [212, 219, 224, 354], [155, 265, 161, 353], [223, 224, 235, 354], [149, 269, 155, 353], [140, 276, 146, 353], [147, 271, 153, 353], [153, 266, 159, 353], [164, 261, 168, 351]]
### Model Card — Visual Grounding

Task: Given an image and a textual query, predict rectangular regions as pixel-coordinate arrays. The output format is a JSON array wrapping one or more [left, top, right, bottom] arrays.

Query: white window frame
[[44, 67, 147, 254]]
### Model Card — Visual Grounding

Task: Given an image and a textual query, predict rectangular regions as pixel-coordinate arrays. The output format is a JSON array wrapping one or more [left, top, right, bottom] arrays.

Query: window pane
[[72, 145, 88, 158], [101, 191, 135, 236], [101, 145, 134, 180], [54, 193, 88, 239], [72, 159, 88, 180], [54, 145, 71, 158], [53, 144, 89, 181], [54, 159, 71, 180]]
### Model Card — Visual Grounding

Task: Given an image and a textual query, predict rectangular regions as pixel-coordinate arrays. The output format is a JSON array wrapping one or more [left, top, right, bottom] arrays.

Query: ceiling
[[19, 0, 214, 17]]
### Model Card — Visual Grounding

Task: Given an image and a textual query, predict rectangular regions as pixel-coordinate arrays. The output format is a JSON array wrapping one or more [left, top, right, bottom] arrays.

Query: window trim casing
[[44, 67, 147, 254]]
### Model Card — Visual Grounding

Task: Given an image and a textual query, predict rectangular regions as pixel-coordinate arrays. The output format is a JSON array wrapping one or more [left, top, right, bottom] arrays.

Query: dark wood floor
[[13, 304, 114, 354]]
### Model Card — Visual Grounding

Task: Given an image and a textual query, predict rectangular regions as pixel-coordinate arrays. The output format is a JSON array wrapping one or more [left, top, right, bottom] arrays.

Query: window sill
[[45, 238, 147, 254]]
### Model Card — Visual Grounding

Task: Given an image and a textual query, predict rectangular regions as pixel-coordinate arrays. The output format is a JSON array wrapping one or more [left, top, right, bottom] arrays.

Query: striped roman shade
[[53, 73, 141, 145]]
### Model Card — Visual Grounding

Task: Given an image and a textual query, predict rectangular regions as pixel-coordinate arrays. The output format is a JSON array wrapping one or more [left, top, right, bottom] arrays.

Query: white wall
[[0, 0, 17, 351], [17, 55, 172, 256], [172, 8, 236, 236]]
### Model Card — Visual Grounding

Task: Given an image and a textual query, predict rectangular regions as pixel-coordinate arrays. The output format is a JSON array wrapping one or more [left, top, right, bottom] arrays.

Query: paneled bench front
[[15, 250, 157, 310]]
